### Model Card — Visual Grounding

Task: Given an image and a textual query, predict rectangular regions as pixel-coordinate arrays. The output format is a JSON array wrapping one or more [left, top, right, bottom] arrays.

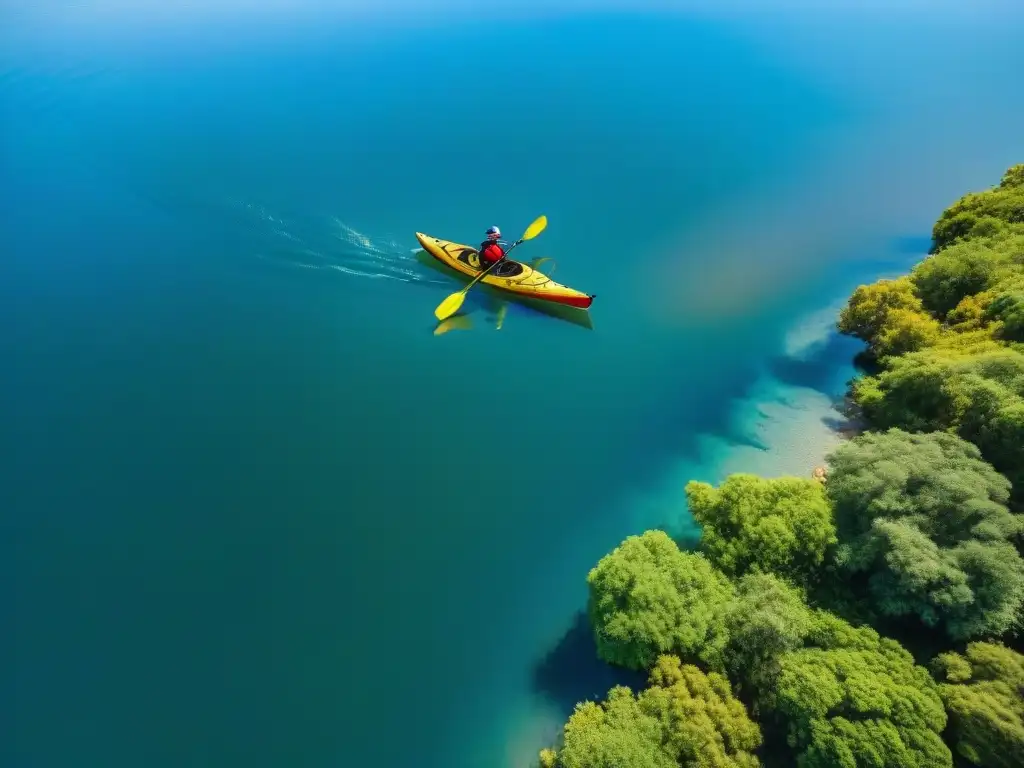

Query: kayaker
[[479, 226, 508, 269]]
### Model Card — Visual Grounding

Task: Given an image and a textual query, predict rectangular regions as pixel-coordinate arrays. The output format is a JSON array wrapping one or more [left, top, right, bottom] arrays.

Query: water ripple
[[231, 198, 446, 286]]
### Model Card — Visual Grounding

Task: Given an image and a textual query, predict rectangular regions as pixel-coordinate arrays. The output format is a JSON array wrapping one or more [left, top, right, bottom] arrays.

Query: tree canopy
[[587, 530, 734, 671], [986, 289, 1024, 342], [931, 642, 1024, 767], [721, 573, 816, 709], [582, 531, 957, 767], [540, 655, 762, 768], [850, 347, 1024, 495], [686, 474, 836, 587], [837, 277, 940, 358], [776, 634, 951, 768], [930, 163, 1024, 251], [720, 579, 953, 767], [825, 429, 1024, 640], [911, 236, 1010, 318], [837, 165, 1024, 497]]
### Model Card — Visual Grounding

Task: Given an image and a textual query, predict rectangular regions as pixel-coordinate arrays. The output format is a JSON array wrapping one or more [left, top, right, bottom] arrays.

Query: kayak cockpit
[[449, 245, 526, 277], [489, 261, 526, 278]]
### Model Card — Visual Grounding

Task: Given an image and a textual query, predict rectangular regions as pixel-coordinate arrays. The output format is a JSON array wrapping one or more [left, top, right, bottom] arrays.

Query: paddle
[[433, 215, 548, 321]]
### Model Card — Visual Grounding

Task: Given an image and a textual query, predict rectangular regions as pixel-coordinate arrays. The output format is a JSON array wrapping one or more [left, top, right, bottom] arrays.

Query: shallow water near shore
[[3, 4, 1024, 767]]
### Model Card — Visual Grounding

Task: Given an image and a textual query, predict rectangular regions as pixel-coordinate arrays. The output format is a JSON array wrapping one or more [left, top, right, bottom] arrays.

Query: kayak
[[415, 232, 595, 310]]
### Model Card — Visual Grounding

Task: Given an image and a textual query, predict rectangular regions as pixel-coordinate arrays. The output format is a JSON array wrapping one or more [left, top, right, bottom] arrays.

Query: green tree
[[851, 351, 966, 432], [947, 291, 997, 331], [1002, 163, 1024, 189], [776, 637, 951, 768], [686, 474, 836, 586], [873, 306, 942, 357], [969, 393, 1024, 493], [955, 371, 1024, 495], [931, 173, 1024, 251], [587, 531, 734, 671], [837, 277, 940, 358], [837, 277, 920, 340], [825, 429, 1024, 640], [910, 238, 1005, 317], [540, 655, 762, 768], [725, 588, 954, 766], [722, 573, 816, 710], [538, 689, 675, 768], [931, 642, 1024, 767], [848, 349, 1024, 498], [987, 290, 1024, 341]]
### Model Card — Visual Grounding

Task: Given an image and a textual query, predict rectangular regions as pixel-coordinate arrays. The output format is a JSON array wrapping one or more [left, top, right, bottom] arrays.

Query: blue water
[[4, 4, 1023, 767]]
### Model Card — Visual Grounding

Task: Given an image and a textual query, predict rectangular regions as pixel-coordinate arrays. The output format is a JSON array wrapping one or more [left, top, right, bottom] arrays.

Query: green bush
[[931, 168, 1024, 252], [686, 474, 836, 587], [587, 531, 734, 671], [932, 643, 1024, 767], [775, 623, 951, 767], [826, 429, 1024, 640], [539, 656, 762, 768]]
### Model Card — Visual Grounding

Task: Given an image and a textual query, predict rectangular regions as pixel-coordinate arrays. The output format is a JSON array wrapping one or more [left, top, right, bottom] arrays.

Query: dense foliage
[[686, 475, 836, 587], [539, 166, 1024, 768], [587, 530, 734, 671], [852, 347, 1024, 494], [837, 277, 941, 358], [825, 429, 1024, 640], [911, 236, 1020, 318], [554, 558, 954, 767], [838, 164, 1024, 501], [539, 656, 762, 768], [721, 573, 815, 709], [776, 625, 951, 768], [930, 164, 1024, 252], [931, 642, 1024, 767], [725, 579, 952, 766]]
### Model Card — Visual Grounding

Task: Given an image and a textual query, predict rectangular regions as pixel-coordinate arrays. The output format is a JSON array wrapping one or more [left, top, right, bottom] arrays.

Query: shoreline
[[533, 164, 1024, 768], [503, 294, 873, 767]]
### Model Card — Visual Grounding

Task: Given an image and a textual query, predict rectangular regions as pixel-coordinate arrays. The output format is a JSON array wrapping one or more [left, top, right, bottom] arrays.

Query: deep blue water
[[3, 4, 1023, 767]]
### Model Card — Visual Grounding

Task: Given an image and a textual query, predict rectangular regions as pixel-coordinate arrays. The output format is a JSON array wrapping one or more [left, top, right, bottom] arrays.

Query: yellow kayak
[[415, 232, 595, 310]]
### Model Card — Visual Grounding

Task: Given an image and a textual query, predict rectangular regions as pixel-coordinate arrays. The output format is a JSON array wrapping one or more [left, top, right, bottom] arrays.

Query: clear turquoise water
[[3, 5, 1023, 767]]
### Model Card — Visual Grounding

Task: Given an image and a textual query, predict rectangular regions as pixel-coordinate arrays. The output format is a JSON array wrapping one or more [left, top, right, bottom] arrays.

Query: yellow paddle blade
[[434, 291, 466, 321], [522, 214, 547, 241]]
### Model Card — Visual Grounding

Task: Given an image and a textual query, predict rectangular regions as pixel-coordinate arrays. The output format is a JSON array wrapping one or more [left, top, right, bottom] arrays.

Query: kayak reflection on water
[[432, 299, 507, 336]]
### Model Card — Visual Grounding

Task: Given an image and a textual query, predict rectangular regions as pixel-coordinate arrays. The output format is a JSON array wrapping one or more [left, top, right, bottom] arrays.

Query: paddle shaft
[[433, 216, 545, 321]]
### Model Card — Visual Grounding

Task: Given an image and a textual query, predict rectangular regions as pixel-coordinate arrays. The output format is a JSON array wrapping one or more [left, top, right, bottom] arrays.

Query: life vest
[[479, 240, 506, 265]]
